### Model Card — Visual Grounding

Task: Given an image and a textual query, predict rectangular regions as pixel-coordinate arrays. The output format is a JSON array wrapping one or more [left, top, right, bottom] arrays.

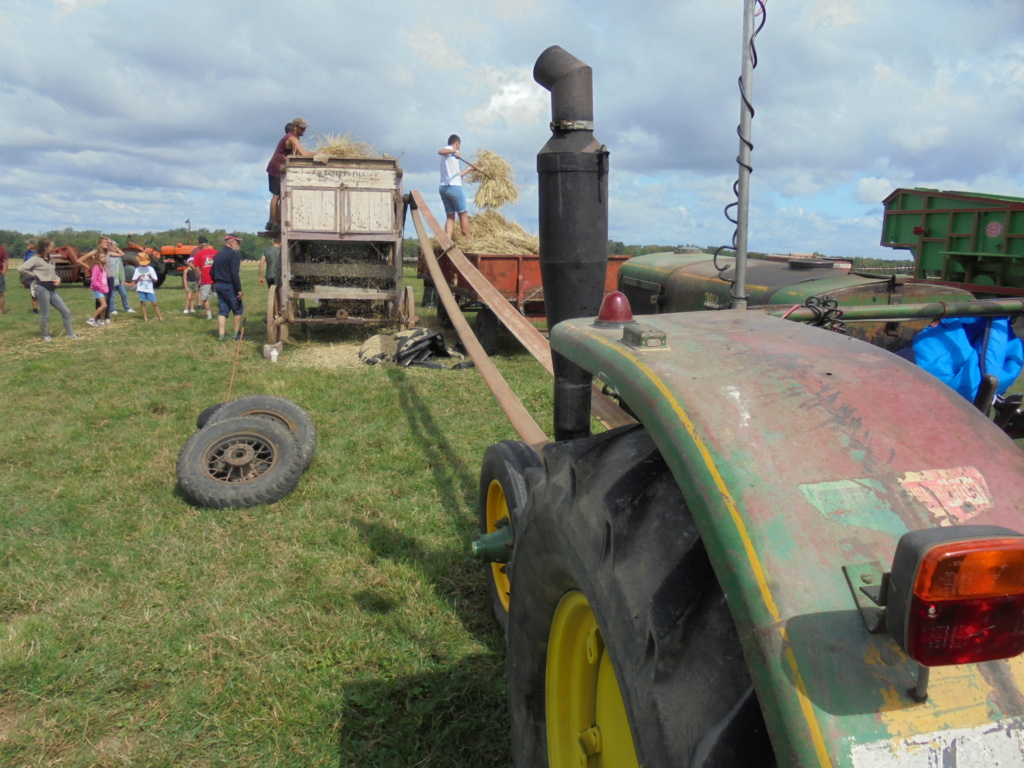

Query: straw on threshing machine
[[409, 6, 1024, 764], [266, 156, 415, 344]]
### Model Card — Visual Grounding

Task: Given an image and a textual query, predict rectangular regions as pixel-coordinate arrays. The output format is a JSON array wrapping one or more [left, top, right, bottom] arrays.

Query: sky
[[3, 0, 1024, 260]]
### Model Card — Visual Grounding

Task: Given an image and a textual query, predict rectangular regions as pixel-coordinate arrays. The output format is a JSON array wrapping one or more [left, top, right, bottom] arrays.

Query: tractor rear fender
[[551, 308, 1024, 767]]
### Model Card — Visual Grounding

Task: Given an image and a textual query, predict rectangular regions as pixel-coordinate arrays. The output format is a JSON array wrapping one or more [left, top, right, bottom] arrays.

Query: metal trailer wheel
[[477, 440, 542, 633], [205, 395, 317, 470], [474, 306, 500, 356], [267, 287, 281, 345], [506, 425, 775, 768], [176, 415, 304, 509]]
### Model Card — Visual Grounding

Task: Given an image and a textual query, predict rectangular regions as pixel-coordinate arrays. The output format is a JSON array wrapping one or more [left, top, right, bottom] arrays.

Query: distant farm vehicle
[[50, 245, 88, 285], [882, 187, 1024, 297]]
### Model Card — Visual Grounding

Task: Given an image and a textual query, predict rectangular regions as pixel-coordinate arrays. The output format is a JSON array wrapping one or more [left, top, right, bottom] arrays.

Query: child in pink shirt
[[87, 253, 109, 327]]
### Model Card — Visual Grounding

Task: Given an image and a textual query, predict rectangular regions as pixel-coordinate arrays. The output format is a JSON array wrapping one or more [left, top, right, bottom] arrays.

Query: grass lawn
[[0, 263, 554, 767]]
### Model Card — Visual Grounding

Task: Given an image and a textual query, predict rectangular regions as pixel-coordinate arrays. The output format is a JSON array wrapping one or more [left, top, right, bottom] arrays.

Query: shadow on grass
[[336, 652, 509, 768]]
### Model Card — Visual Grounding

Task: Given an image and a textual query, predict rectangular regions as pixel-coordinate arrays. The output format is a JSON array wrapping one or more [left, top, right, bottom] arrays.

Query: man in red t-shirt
[[190, 236, 218, 319]]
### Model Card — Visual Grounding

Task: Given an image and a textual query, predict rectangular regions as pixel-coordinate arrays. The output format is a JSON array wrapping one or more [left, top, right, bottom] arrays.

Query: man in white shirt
[[438, 134, 478, 239]]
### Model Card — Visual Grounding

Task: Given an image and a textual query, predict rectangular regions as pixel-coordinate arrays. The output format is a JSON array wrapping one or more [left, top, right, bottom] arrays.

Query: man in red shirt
[[191, 236, 218, 319]]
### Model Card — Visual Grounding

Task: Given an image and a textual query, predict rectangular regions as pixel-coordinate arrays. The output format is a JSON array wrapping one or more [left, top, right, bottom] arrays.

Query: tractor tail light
[[594, 291, 634, 326], [888, 527, 1024, 667]]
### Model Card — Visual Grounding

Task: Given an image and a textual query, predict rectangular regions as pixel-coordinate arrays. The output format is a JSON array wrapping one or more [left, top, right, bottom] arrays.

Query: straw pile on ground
[[465, 150, 519, 210], [312, 133, 382, 159]]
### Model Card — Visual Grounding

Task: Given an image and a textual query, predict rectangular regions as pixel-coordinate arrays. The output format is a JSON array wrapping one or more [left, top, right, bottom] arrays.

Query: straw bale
[[312, 133, 381, 159], [465, 150, 519, 209]]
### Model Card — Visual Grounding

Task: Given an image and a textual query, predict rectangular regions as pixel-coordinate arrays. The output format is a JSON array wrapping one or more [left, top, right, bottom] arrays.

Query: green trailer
[[881, 187, 1024, 296]]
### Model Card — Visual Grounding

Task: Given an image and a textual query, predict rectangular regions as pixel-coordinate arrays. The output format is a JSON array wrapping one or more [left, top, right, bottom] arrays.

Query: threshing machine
[[267, 155, 415, 344], [467, 30, 1024, 768]]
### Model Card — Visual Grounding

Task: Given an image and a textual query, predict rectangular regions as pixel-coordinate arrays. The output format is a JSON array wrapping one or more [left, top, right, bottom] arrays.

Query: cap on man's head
[[292, 117, 308, 129], [225, 234, 243, 243], [198, 235, 208, 244]]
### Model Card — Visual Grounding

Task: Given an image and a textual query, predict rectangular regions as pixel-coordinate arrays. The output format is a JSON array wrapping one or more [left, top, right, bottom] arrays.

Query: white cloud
[[855, 177, 894, 205], [466, 67, 547, 127]]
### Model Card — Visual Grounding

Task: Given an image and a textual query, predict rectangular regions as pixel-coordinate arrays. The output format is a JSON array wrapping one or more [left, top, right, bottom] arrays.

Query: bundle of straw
[[445, 210, 539, 255], [465, 150, 519, 209], [312, 133, 381, 159]]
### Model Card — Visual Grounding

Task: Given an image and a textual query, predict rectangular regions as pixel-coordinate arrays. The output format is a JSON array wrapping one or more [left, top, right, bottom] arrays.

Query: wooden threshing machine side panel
[[278, 157, 406, 329]]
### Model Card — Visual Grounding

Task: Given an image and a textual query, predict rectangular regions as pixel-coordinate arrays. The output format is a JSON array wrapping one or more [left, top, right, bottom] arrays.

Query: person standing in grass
[[258, 237, 281, 288], [129, 253, 164, 322], [0, 242, 8, 315], [17, 238, 76, 340], [87, 251, 110, 327], [106, 245, 134, 315], [212, 233, 244, 341], [22, 240, 39, 314], [182, 257, 200, 313], [192, 236, 217, 319]]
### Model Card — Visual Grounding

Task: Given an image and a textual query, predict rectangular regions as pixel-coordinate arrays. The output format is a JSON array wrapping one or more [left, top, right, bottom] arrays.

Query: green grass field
[[0, 264, 554, 767]]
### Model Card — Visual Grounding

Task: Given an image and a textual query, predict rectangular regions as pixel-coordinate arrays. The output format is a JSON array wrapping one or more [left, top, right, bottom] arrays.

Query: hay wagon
[[417, 249, 630, 353], [267, 156, 416, 344]]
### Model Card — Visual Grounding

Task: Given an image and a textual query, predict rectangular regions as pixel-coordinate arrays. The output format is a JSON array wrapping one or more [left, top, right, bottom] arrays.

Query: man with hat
[[265, 118, 315, 232], [212, 234, 245, 341]]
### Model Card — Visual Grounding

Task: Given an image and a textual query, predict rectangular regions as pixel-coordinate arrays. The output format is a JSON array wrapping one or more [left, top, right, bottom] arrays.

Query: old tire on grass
[[176, 415, 304, 509], [506, 425, 775, 767], [196, 402, 226, 430], [206, 395, 317, 470], [477, 440, 542, 634]]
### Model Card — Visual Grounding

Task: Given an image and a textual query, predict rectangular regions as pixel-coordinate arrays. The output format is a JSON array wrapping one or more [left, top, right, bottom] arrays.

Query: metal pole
[[731, 0, 757, 310]]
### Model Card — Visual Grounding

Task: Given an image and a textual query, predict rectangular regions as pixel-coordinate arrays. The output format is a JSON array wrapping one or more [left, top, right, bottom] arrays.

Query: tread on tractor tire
[[506, 424, 775, 768], [176, 415, 304, 509], [477, 440, 542, 634], [205, 395, 317, 471]]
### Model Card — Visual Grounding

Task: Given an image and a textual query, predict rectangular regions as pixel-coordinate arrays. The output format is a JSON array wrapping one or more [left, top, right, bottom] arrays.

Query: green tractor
[[473, 32, 1024, 768]]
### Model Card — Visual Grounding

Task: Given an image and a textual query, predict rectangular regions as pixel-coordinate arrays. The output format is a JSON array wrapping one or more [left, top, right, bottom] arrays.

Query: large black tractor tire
[[506, 425, 775, 768], [176, 415, 304, 509], [477, 440, 542, 634], [205, 395, 317, 470]]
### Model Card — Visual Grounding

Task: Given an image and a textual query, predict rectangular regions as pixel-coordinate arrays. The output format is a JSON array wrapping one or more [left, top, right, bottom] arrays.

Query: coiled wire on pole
[[712, 0, 767, 307]]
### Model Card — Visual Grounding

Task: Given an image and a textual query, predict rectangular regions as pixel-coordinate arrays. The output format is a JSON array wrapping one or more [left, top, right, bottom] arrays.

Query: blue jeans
[[111, 282, 131, 310]]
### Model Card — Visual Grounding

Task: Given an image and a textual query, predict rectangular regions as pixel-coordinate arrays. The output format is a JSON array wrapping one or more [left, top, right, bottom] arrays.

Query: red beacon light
[[886, 526, 1024, 669], [593, 291, 635, 327]]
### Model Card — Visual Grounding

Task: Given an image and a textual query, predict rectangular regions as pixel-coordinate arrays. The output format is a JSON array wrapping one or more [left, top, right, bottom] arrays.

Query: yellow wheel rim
[[485, 479, 512, 613], [546, 591, 640, 768]]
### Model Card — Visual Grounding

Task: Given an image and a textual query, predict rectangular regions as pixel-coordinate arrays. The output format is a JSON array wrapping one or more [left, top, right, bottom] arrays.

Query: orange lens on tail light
[[888, 527, 1024, 667]]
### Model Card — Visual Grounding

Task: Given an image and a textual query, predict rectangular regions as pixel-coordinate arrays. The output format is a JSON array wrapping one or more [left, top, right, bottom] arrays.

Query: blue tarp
[[902, 316, 1024, 402]]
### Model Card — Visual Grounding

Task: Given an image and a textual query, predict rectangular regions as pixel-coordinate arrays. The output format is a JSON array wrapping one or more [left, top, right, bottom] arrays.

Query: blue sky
[[2, 0, 1024, 259]]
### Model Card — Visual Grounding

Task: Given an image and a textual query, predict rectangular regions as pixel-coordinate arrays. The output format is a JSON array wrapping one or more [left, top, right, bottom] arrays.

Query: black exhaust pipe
[[534, 46, 609, 441]]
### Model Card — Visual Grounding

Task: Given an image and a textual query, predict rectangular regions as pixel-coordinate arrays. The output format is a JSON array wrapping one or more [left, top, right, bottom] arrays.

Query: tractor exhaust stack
[[534, 46, 610, 441]]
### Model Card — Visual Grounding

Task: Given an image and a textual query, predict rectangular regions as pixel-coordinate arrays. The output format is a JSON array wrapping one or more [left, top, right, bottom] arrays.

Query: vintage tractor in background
[[471, 34, 1024, 768], [123, 239, 194, 287]]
